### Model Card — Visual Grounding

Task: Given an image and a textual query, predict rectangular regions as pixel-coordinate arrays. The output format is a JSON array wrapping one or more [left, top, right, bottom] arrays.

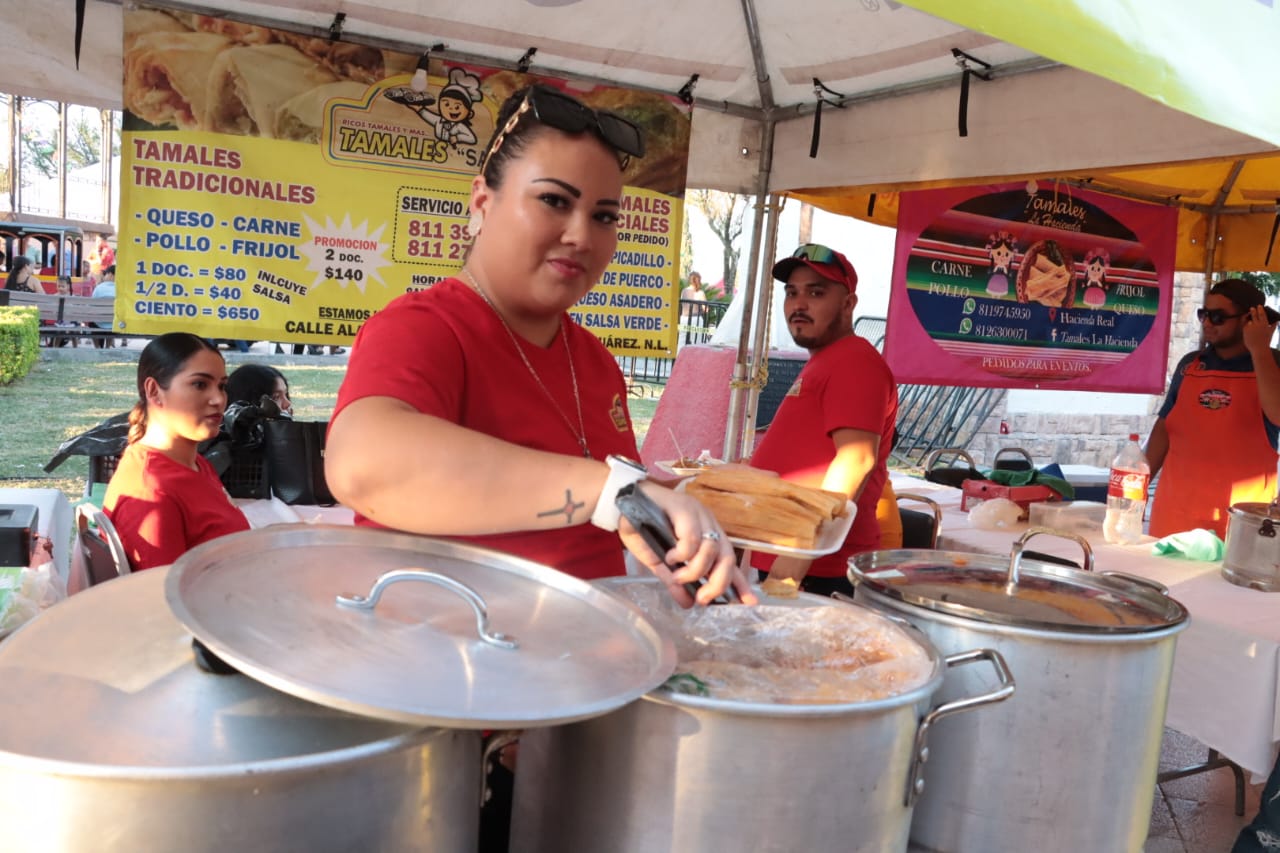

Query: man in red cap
[[749, 243, 898, 596]]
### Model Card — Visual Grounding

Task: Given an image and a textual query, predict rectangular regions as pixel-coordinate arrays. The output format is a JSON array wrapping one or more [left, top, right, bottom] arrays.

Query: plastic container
[[1029, 500, 1107, 535], [1104, 434, 1151, 545]]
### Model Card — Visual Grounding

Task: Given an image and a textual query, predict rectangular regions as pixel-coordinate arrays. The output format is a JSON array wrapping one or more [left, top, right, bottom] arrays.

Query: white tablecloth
[[0, 488, 71, 583], [890, 472, 1280, 778], [234, 498, 355, 529]]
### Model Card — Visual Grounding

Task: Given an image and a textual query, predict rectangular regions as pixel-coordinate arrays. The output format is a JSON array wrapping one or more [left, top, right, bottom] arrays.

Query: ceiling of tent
[[9, 0, 1280, 225]]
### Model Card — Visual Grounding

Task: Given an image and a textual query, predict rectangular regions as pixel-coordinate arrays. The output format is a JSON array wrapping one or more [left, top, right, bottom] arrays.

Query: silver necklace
[[460, 267, 591, 459]]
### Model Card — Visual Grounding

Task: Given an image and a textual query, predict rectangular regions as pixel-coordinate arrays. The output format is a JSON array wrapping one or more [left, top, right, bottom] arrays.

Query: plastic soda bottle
[[1103, 434, 1151, 545]]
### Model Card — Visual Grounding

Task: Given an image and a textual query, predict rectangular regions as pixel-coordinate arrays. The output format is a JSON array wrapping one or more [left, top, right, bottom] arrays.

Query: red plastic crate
[[960, 480, 1060, 519]]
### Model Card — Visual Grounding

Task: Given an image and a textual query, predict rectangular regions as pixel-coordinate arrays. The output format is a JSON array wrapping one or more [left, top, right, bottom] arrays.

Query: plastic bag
[[968, 497, 1024, 530], [0, 561, 67, 634], [612, 581, 933, 704]]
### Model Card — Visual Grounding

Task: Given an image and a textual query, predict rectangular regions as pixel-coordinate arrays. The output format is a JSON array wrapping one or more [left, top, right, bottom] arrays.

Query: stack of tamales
[[685, 468, 849, 549]]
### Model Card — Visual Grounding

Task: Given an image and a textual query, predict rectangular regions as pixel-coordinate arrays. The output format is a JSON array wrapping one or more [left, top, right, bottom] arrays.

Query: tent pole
[[1203, 211, 1220, 282], [1202, 159, 1245, 281], [723, 118, 776, 462], [738, 192, 783, 461], [723, 0, 777, 463]]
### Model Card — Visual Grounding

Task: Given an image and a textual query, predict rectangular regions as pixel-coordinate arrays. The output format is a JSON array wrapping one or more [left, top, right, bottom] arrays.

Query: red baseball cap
[[771, 243, 858, 292]]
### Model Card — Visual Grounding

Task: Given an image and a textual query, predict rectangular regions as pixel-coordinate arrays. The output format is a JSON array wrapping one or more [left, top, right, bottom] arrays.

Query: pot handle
[[1007, 527, 1095, 587], [1099, 570, 1170, 597], [905, 648, 1015, 808], [337, 569, 519, 649], [480, 730, 521, 810]]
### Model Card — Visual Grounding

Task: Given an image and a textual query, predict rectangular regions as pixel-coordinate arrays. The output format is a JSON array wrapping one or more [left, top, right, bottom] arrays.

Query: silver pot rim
[[598, 577, 948, 716], [0, 727, 443, 781], [858, 583, 1189, 643], [850, 548, 1189, 634]]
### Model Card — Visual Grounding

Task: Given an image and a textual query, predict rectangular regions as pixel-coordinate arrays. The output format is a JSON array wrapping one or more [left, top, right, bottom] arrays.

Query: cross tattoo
[[538, 490, 585, 524]]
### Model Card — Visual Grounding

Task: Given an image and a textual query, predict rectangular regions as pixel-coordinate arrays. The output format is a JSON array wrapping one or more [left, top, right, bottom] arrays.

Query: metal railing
[[850, 317, 1004, 467], [615, 299, 728, 386]]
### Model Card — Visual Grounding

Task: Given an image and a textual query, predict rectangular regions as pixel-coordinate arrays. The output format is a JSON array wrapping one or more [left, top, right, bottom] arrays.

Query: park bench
[[0, 290, 118, 346]]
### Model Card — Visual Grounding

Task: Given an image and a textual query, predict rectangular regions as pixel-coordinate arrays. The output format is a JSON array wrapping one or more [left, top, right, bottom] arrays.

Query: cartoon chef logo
[[1198, 389, 1232, 410], [385, 67, 483, 150]]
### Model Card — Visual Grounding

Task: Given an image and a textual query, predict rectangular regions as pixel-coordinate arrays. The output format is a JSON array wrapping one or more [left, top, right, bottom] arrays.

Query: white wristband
[[590, 455, 648, 531]]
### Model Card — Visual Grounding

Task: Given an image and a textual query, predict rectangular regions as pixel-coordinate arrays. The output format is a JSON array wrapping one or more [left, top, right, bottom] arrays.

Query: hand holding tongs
[[615, 483, 738, 605]]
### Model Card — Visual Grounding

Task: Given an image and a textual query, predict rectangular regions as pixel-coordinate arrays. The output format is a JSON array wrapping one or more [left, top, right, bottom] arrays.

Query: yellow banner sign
[[118, 6, 689, 357]]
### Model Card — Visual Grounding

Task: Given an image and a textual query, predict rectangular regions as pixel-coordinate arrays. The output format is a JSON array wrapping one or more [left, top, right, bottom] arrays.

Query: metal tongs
[[615, 482, 738, 605]]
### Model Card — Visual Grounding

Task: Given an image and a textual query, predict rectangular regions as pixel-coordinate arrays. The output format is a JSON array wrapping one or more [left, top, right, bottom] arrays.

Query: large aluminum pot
[[0, 567, 478, 853], [511, 578, 1014, 853], [1223, 502, 1280, 591], [851, 532, 1189, 853]]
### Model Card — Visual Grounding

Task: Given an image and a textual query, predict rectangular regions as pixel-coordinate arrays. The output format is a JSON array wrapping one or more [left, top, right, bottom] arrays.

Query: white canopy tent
[[10, 0, 1280, 455]]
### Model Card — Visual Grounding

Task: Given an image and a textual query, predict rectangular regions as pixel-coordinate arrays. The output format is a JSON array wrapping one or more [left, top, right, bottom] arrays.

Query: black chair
[[896, 492, 942, 549], [993, 447, 1035, 472], [922, 448, 983, 488], [86, 453, 121, 498], [1021, 550, 1081, 569], [76, 505, 131, 586]]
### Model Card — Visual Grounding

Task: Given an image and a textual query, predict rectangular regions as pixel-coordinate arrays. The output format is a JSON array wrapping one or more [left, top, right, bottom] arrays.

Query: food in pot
[[685, 467, 847, 549], [615, 583, 932, 704]]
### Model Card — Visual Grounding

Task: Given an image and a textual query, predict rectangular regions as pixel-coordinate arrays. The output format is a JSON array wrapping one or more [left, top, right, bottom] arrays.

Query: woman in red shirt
[[327, 85, 751, 605], [104, 333, 249, 570]]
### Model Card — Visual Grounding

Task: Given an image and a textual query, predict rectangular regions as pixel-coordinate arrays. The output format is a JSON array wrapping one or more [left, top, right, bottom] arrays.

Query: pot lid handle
[[337, 568, 519, 650], [1006, 527, 1095, 588]]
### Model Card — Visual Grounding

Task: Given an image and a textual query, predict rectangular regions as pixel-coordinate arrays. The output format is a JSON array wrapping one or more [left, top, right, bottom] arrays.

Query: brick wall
[[963, 272, 1207, 468]]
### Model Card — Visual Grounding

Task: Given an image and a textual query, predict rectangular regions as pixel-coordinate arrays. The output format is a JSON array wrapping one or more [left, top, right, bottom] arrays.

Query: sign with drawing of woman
[[884, 182, 1177, 392]]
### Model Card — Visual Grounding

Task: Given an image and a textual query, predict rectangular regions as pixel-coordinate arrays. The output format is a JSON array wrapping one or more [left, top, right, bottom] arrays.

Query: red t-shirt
[[333, 278, 640, 579], [104, 443, 250, 571], [750, 334, 897, 577]]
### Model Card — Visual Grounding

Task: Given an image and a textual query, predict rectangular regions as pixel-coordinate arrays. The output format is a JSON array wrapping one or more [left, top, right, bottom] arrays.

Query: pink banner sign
[[885, 182, 1176, 392]]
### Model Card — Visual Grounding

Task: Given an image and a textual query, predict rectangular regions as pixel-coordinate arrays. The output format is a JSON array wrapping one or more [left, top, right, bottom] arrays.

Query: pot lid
[[1230, 502, 1280, 519], [850, 550, 1188, 633], [165, 525, 676, 729], [0, 568, 427, 770]]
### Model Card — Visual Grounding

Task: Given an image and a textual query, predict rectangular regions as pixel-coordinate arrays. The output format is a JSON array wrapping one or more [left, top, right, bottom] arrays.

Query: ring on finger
[[701, 530, 721, 542]]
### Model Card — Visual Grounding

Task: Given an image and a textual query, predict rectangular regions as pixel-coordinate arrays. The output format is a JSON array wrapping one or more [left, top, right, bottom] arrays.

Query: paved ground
[[1148, 729, 1264, 852]]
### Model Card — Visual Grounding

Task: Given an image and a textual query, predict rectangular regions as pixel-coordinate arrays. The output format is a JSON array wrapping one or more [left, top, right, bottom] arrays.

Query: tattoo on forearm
[[538, 489, 586, 525]]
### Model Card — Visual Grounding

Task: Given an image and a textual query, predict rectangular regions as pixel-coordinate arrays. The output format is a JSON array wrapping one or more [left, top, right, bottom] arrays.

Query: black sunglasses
[[1197, 307, 1245, 325], [480, 85, 645, 175]]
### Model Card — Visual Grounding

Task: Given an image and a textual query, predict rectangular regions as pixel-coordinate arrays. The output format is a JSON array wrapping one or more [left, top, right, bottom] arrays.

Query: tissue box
[[1028, 500, 1106, 534], [960, 480, 1059, 519], [0, 504, 38, 568]]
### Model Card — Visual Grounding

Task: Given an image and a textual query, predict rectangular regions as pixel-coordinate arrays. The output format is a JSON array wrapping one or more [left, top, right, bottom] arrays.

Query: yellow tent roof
[[790, 152, 1280, 274]]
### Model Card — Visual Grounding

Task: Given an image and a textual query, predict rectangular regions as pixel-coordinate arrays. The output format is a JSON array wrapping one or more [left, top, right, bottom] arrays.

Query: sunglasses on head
[[1197, 307, 1245, 325], [791, 243, 853, 278], [480, 85, 646, 176]]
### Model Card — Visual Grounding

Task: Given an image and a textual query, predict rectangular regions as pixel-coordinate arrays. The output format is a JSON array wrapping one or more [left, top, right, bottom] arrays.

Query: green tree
[[20, 129, 56, 180], [19, 108, 104, 181], [66, 113, 102, 169], [687, 189, 749, 301]]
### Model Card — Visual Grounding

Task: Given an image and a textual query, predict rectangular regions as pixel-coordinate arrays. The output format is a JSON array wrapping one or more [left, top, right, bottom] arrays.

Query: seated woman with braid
[[104, 333, 249, 570]]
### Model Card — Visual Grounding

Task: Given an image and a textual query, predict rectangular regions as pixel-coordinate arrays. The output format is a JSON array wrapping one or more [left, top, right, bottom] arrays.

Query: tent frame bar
[[125, 0, 1060, 127]]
